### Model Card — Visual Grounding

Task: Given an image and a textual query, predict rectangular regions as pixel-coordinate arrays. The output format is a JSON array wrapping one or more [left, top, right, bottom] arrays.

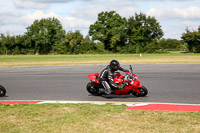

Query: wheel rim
[[0, 90, 4, 96], [90, 86, 96, 92], [139, 89, 145, 95]]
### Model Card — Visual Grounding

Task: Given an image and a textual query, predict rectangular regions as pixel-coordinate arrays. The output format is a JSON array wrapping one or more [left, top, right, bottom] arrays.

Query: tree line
[[0, 11, 199, 55]]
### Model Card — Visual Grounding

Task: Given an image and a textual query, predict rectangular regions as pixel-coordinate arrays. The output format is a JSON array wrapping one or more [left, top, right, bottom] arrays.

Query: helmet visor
[[113, 65, 119, 71]]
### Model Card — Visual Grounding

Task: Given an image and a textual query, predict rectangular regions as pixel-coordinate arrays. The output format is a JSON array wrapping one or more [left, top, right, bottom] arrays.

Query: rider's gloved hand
[[124, 81, 129, 86], [133, 77, 137, 81], [123, 69, 129, 72]]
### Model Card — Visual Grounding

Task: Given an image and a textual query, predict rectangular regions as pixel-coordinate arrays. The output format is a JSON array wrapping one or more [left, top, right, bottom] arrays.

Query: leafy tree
[[61, 31, 95, 54], [0, 34, 7, 54], [65, 31, 84, 54], [89, 11, 163, 53], [95, 42, 105, 53], [89, 11, 127, 52], [127, 13, 164, 53], [158, 38, 182, 50], [25, 17, 65, 54], [0, 34, 29, 55], [13, 35, 27, 54], [80, 35, 96, 54], [181, 27, 200, 53], [0, 34, 16, 54]]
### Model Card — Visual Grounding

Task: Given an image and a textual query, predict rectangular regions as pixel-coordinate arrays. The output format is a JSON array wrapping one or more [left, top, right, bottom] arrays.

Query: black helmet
[[110, 60, 120, 71]]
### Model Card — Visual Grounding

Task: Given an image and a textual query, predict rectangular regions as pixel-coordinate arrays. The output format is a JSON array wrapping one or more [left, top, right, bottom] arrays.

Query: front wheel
[[138, 86, 148, 97], [0, 85, 6, 97], [86, 82, 102, 96], [132, 86, 148, 97]]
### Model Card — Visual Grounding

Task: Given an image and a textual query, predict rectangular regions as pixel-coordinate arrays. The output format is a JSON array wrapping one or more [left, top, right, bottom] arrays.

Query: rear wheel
[[86, 82, 102, 96], [0, 85, 6, 97]]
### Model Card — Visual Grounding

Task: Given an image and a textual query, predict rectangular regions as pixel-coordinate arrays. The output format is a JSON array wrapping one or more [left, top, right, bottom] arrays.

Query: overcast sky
[[0, 0, 200, 39]]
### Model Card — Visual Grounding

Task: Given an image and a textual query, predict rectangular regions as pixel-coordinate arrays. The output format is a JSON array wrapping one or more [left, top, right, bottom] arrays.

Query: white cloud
[[13, 0, 48, 9], [19, 10, 91, 32], [182, 21, 199, 30], [32, 0, 93, 3], [118, 7, 138, 18], [69, 0, 138, 19], [19, 10, 59, 25], [70, 6, 106, 20], [62, 17, 91, 30], [0, 12, 20, 25], [147, 6, 200, 20], [13, 0, 94, 5]]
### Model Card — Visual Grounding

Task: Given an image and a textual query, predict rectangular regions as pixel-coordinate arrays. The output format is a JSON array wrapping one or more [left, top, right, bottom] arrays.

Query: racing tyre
[[86, 82, 102, 96], [138, 86, 148, 97], [0, 85, 6, 97]]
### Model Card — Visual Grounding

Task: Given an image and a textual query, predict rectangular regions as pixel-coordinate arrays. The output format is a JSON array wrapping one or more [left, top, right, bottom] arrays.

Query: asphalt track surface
[[0, 64, 200, 104]]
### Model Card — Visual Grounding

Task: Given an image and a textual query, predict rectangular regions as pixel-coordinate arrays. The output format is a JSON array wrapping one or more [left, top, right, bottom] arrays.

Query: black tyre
[[138, 86, 148, 97], [86, 82, 102, 96], [0, 85, 6, 97]]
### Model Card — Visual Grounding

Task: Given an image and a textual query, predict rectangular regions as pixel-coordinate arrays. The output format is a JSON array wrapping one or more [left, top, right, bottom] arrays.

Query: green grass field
[[0, 103, 200, 133], [0, 53, 200, 67]]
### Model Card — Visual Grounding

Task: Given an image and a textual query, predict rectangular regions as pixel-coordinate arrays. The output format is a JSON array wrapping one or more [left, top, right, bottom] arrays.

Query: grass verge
[[0, 53, 200, 67], [0, 103, 200, 133]]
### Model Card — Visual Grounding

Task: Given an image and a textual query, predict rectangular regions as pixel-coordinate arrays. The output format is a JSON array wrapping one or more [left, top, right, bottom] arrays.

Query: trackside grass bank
[[0, 53, 200, 67], [0, 103, 200, 133]]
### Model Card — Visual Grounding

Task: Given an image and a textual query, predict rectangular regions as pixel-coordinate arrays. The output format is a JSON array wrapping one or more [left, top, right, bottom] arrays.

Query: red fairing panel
[[87, 73, 100, 84]]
